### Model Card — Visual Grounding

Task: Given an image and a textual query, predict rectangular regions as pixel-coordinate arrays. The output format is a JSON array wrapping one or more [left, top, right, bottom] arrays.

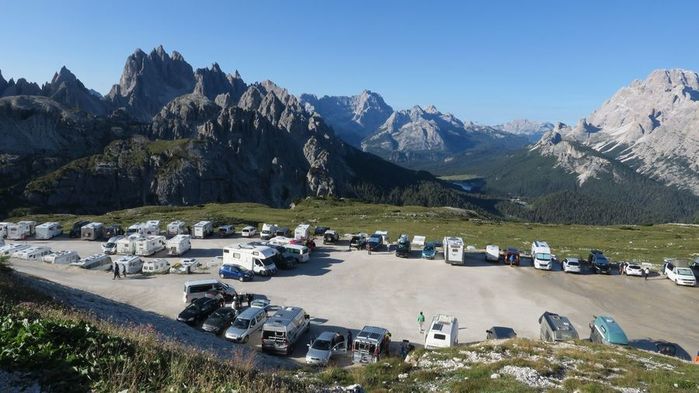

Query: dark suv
[[588, 250, 610, 274], [350, 235, 367, 250]]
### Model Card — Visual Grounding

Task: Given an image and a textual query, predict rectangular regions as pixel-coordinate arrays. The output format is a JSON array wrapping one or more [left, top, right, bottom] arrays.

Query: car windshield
[[677, 268, 694, 276], [567, 260, 579, 266], [535, 253, 551, 261], [105, 242, 116, 247], [261, 257, 275, 266], [628, 264, 641, 269], [311, 339, 332, 351], [368, 236, 381, 242], [233, 318, 250, 329], [595, 257, 609, 265], [213, 309, 233, 318], [424, 245, 434, 252]]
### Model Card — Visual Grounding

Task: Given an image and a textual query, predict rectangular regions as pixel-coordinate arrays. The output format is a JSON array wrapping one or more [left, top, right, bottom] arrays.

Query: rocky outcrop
[[41, 66, 107, 115], [0, 75, 41, 97], [193, 64, 246, 104], [106, 46, 195, 122]]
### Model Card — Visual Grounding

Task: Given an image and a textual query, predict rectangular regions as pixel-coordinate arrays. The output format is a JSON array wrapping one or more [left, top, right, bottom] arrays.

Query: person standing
[[122, 263, 127, 277], [112, 262, 121, 280], [644, 267, 649, 280], [347, 329, 353, 349], [417, 311, 425, 333]]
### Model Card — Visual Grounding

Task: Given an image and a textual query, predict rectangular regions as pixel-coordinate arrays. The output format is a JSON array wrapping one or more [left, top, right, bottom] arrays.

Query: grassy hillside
[[9, 198, 699, 263]]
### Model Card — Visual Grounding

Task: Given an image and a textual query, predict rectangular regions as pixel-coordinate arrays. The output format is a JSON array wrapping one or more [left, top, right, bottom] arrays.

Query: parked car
[[588, 250, 611, 274], [305, 331, 348, 366], [69, 220, 90, 238], [250, 298, 272, 311], [367, 234, 383, 252], [177, 297, 221, 325], [505, 248, 520, 266], [486, 326, 517, 340], [422, 242, 437, 259], [624, 263, 644, 277], [241, 226, 257, 237], [267, 245, 297, 269], [663, 261, 696, 286], [562, 257, 582, 273], [589, 315, 628, 346], [101, 235, 124, 255], [654, 341, 678, 357], [350, 234, 367, 250], [539, 311, 578, 342], [225, 307, 268, 343], [314, 226, 330, 236], [323, 230, 339, 244], [274, 227, 291, 237], [219, 264, 254, 282], [201, 307, 239, 335]]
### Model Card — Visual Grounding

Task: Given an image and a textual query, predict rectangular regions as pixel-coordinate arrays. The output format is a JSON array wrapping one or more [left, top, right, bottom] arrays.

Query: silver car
[[224, 307, 267, 343], [563, 258, 581, 273], [305, 331, 347, 366]]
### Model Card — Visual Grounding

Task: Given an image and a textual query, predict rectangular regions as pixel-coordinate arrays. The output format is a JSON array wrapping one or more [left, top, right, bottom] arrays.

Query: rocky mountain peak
[[51, 66, 78, 85], [41, 66, 106, 115], [0, 77, 42, 97], [193, 63, 246, 104]]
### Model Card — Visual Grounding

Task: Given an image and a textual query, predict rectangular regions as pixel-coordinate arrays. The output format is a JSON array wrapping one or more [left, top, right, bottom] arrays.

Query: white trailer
[[485, 245, 500, 262], [134, 235, 166, 256], [166, 234, 191, 256], [126, 223, 144, 235], [6, 222, 33, 240], [42, 250, 80, 264], [18, 221, 36, 236], [424, 314, 459, 349], [142, 259, 171, 274], [81, 222, 104, 241], [222, 244, 278, 276], [116, 234, 139, 255], [13, 246, 52, 261], [0, 244, 30, 256], [443, 237, 464, 265], [114, 255, 143, 274], [144, 220, 160, 236], [0, 222, 10, 239], [531, 241, 552, 270], [167, 221, 187, 236], [294, 224, 311, 240], [193, 221, 213, 239], [71, 254, 112, 269], [35, 222, 63, 240], [268, 236, 293, 246]]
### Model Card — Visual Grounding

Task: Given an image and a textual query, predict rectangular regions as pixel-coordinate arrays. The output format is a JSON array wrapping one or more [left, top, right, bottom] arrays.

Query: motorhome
[[144, 220, 161, 236], [116, 234, 139, 255], [182, 279, 236, 303], [42, 250, 80, 264], [352, 326, 391, 364], [35, 222, 63, 240], [166, 234, 191, 256], [485, 245, 500, 262], [134, 235, 166, 256], [6, 222, 33, 240], [294, 224, 311, 240], [71, 254, 111, 269], [13, 246, 52, 261], [222, 244, 278, 276], [241, 226, 257, 237], [443, 237, 464, 265], [531, 241, 552, 270], [260, 223, 277, 240], [167, 221, 187, 236], [142, 259, 171, 274], [126, 223, 144, 235], [81, 222, 104, 241], [101, 236, 124, 255], [396, 234, 411, 258], [0, 222, 10, 239], [18, 221, 36, 237], [261, 306, 311, 355], [114, 256, 143, 274], [0, 244, 30, 256], [268, 236, 293, 246], [539, 311, 579, 342], [218, 225, 235, 238], [193, 221, 213, 239], [424, 314, 459, 349]]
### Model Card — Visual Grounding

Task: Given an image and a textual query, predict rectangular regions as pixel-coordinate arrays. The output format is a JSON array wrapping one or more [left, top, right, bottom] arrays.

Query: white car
[[624, 263, 644, 277], [241, 226, 257, 237], [665, 263, 696, 286], [562, 258, 581, 273], [305, 331, 348, 366], [101, 235, 124, 255]]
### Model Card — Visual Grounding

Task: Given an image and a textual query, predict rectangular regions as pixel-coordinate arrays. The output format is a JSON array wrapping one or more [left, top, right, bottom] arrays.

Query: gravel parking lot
[[8, 236, 699, 364]]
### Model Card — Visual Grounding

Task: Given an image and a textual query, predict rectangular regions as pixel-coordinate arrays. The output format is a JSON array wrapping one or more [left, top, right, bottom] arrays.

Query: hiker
[[112, 262, 121, 280], [644, 268, 649, 280], [347, 329, 353, 348], [122, 263, 127, 277], [417, 311, 425, 333]]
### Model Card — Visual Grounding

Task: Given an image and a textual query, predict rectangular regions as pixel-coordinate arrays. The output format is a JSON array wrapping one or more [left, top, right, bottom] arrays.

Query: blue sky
[[1, 0, 698, 124]]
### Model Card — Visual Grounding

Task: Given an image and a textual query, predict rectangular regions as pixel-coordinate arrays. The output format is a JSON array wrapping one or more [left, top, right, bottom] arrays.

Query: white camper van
[[144, 220, 160, 236], [283, 244, 310, 263], [126, 223, 144, 235], [42, 250, 80, 264], [116, 235, 139, 255], [7, 222, 34, 240], [294, 224, 311, 240], [35, 222, 63, 240], [193, 221, 213, 239], [268, 236, 293, 246], [485, 245, 500, 262], [114, 256, 143, 274], [260, 223, 277, 240], [443, 237, 465, 265], [13, 246, 52, 261], [167, 221, 187, 236], [0, 244, 30, 256], [261, 306, 311, 355], [222, 244, 278, 276], [72, 254, 112, 269], [166, 234, 191, 256], [134, 236, 166, 256], [531, 241, 552, 270], [424, 314, 459, 349], [81, 222, 104, 241], [142, 259, 171, 274], [241, 226, 257, 237]]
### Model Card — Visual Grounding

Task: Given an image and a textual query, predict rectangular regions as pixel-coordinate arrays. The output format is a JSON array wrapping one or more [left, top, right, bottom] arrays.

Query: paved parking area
[[8, 236, 699, 364]]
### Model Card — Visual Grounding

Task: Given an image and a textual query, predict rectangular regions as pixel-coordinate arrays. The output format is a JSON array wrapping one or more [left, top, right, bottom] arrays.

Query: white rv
[[166, 234, 191, 256], [134, 235, 166, 256], [35, 222, 63, 240], [443, 237, 464, 265], [114, 255, 143, 274], [142, 259, 171, 274], [71, 254, 112, 269], [18, 221, 36, 236], [0, 222, 10, 238], [412, 235, 426, 248], [531, 241, 552, 270], [241, 225, 257, 237], [115, 235, 137, 255], [294, 224, 311, 240], [126, 223, 144, 235], [144, 220, 160, 236], [193, 221, 213, 239], [261, 306, 311, 355], [268, 236, 293, 246], [260, 223, 277, 240], [167, 221, 187, 236], [13, 246, 52, 261], [222, 244, 278, 276], [0, 244, 30, 256], [7, 222, 34, 240], [42, 250, 80, 264], [485, 245, 500, 262], [424, 314, 459, 349], [81, 222, 104, 241]]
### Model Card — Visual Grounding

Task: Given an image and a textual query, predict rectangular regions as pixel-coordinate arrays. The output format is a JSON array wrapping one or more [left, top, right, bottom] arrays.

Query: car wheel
[[243, 335, 249, 343], [239, 277, 244, 282], [220, 274, 225, 279]]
